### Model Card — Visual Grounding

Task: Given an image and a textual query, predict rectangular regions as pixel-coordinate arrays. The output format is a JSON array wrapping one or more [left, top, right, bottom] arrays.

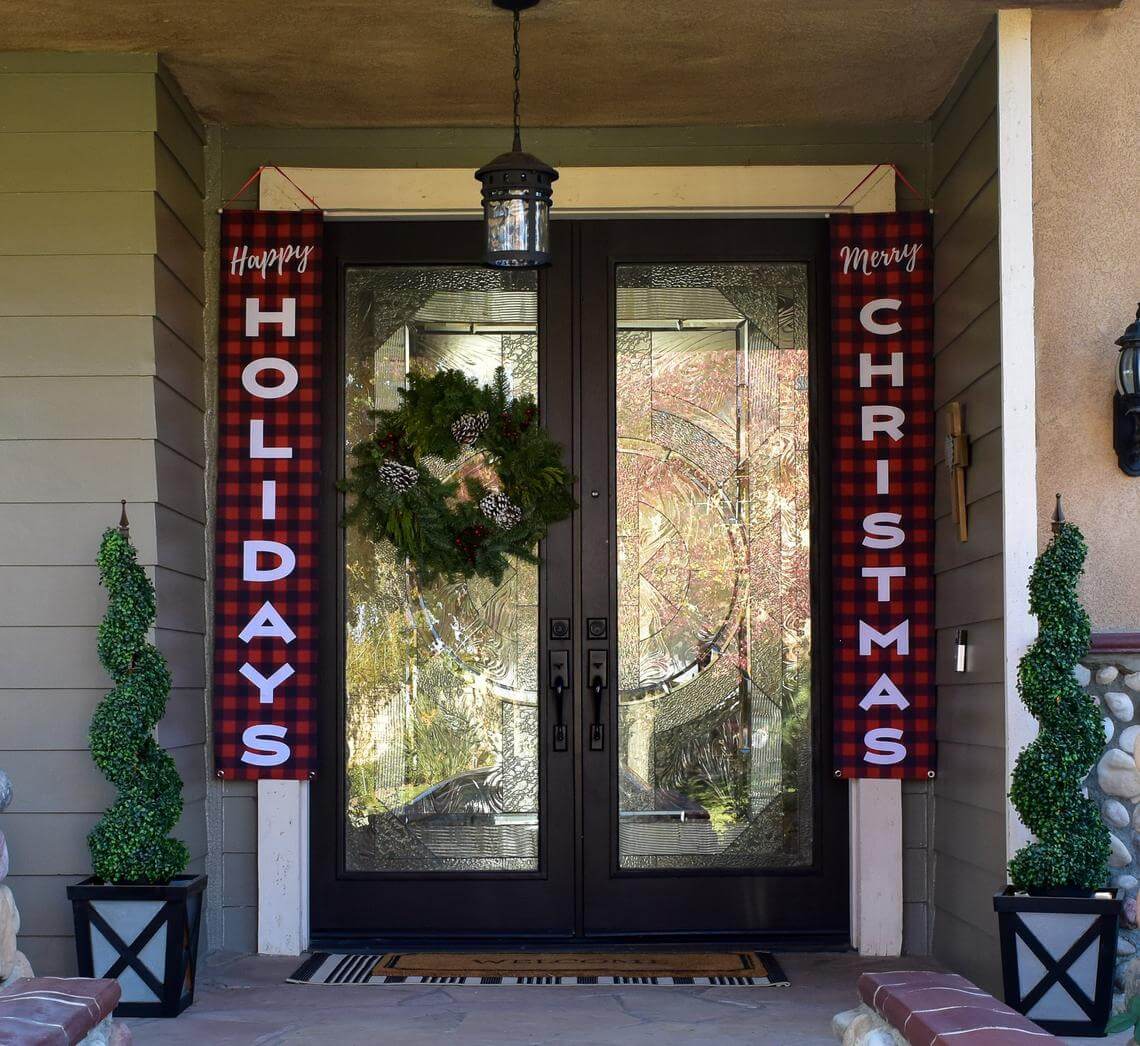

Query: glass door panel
[[342, 265, 541, 873], [614, 263, 814, 871]]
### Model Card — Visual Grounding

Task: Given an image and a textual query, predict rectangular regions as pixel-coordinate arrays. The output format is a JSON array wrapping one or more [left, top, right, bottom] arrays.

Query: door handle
[[588, 649, 607, 751], [549, 650, 570, 752]]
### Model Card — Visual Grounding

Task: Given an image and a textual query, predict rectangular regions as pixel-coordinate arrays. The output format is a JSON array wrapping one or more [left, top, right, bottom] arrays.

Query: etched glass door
[[312, 221, 575, 939], [579, 220, 847, 938]]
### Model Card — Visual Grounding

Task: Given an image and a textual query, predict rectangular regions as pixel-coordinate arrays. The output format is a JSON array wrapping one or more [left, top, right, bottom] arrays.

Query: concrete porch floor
[[126, 951, 935, 1045], [125, 950, 1135, 1045]]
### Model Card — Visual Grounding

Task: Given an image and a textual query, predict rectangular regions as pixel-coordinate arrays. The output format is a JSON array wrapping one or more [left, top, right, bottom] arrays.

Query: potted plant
[[994, 497, 1120, 1036], [68, 504, 205, 1018], [1109, 995, 1140, 1043]]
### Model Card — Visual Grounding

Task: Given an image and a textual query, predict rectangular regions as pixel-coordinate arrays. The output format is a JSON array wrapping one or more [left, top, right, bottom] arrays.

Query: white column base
[[849, 779, 903, 956], [257, 779, 310, 955]]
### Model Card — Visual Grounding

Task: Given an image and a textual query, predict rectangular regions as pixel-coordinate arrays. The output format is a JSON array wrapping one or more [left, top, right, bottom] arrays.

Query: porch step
[[0, 977, 130, 1045], [832, 969, 1062, 1045]]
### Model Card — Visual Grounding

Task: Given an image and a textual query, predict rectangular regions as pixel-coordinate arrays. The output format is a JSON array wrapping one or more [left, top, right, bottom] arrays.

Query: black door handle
[[549, 650, 570, 752], [588, 649, 607, 751]]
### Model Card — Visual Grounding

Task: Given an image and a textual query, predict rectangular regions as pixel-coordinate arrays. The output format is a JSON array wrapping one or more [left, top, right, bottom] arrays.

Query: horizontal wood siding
[[929, 22, 1006, 994], [0, 53, 207, 975]]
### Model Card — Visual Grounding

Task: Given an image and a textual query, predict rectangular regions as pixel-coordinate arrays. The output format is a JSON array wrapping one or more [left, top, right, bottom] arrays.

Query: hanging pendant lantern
[[475, 0, 558, 268]]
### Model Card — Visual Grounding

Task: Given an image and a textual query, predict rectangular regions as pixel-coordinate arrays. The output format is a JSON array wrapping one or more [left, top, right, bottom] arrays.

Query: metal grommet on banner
[[833, 769, 843, 778], [927, 770, 936, 779]]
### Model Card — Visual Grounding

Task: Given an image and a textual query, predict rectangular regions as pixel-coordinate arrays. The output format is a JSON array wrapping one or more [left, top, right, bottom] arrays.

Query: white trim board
[[996, 9, 1038, 866], [259, 163, 896, 218], [255, 163, 902, 957]]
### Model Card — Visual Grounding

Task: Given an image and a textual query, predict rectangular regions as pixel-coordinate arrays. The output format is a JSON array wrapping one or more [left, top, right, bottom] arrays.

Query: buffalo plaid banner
[[831, 213, 935, 779], [214, 211, 322, 779]]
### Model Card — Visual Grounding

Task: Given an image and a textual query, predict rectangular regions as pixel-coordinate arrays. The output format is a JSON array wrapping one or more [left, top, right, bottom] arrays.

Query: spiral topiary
[[87, 505, 188, 884], [1008, 498, 1110, 893]]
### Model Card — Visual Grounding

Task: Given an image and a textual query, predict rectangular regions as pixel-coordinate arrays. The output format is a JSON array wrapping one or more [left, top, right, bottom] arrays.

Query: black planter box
[[994, 886, 1121, 1037], [68, 873, 206, 1018]]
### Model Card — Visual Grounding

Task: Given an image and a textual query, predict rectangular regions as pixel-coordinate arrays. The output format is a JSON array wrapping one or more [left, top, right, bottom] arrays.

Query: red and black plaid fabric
[[213, 211, 322, 779], [831, 213, 935, 779]]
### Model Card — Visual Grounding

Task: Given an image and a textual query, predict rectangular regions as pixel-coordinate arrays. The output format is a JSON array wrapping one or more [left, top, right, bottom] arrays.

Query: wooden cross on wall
[[945, 402, 970, 542]]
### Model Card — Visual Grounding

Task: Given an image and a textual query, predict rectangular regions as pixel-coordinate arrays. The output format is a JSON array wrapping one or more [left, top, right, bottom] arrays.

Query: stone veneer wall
[[1081, 652, 1140, 991]]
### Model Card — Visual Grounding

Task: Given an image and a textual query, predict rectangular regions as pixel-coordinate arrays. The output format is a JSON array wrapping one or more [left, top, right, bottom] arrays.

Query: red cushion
[[0, 977, 121, 1045], [858, 971, 1062, 1045]]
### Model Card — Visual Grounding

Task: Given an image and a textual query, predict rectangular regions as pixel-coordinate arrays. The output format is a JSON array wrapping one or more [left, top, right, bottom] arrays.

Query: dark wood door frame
[[310, 217, 848, 947]]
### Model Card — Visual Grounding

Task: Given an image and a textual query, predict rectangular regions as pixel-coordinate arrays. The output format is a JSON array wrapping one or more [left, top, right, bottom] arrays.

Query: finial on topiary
[[87, 509, 188, 884], [1008, 499, 1109, 892], [118, 499, 129, 537]]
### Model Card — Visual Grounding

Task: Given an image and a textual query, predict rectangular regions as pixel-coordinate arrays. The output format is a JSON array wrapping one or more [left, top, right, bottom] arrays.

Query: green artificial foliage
[[341, 367, 577, 584], [1107, 994, 1140, 1039], [1008, 519, 1110, 892], [88, 523, 188, 884]]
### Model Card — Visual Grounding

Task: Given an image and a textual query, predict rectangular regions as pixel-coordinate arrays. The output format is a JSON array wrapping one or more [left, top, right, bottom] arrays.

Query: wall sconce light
[[954, 628, 968, 674], [1114, 304, 1140, 475]]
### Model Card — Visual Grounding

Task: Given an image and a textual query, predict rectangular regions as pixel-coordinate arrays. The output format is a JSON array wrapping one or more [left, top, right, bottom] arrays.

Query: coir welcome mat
[[289, 950, 789, 987]]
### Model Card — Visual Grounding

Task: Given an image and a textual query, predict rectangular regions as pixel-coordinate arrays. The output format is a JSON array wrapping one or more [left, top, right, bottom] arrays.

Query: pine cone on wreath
[[451, 411, 490, 446], [479, 492, 524, 530], [378, 459, 419, 493]]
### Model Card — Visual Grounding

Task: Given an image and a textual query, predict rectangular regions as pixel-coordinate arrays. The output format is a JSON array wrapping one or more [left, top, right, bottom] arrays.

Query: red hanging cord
[[835, 162, 926, 211], [219, 165, 321, 213]]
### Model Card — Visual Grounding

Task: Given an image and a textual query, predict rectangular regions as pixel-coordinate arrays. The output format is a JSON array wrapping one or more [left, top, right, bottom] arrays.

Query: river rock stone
[[0, 831, 7, 881], [1120, 938, 1138, 957], [1110, 832, 1133, 868], [1105, 800, 1131, 828], [1118, 874, 1140, 891], [0, 772, 10, 814], [1099, 666, 1122, 685], [1120, 956, 1140, 998], [1099, 748, 1140, 798], [1122, 726, 1140, 755], [0, 884, 18, 981], [1126, 672, 1140, 692], [1107, 718, 1117, 743], [1074, 664, 1093, 687], [2, 950, 31, 986], [1107, 692, 1136, 721]]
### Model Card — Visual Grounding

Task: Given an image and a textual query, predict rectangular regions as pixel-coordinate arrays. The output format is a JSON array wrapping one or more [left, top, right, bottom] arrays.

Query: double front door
[[312, 218, 847, 944]]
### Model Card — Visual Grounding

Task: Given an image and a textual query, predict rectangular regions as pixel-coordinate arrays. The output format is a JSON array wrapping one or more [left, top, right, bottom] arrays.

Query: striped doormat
[[289, 950, 789, 987]]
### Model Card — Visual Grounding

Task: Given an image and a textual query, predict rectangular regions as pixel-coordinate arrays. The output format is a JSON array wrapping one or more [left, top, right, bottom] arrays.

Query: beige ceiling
[[0, 0, 1117, 127]]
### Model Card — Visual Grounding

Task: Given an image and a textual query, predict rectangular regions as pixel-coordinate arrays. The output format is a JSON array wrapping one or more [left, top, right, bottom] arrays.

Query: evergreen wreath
[[341, 367, 576, 584], [1008, 501, 1110, 892], [88, 505, 188, 884]]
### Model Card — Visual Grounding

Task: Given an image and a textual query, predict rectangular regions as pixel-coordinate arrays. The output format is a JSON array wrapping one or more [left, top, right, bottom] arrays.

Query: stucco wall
[[1033, 0, 1140, 631]]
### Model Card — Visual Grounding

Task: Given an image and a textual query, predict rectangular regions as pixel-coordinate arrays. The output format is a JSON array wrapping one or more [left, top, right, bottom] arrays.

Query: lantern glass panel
[[485, 189, 549, 267], [1119, 345, 1139, 396]]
